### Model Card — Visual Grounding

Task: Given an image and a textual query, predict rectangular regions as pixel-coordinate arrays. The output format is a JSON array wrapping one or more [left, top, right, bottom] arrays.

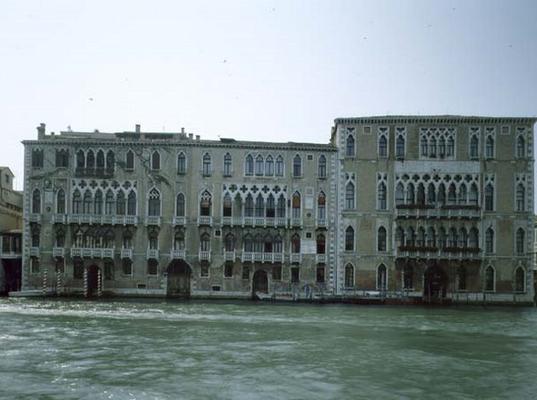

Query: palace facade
[[19, 116, 536, 304]]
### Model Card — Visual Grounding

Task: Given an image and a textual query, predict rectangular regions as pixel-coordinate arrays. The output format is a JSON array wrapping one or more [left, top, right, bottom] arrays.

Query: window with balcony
[[224, 233, 234, 252], [447, 184, 457, 206], [275, 155, 284, 176], [55, 149, 69, 168], [147, 259, 158, 275], [264, 234, 273, 253], [274, 235, 283, 253], [469, 184, 478, 206], [86, 150, 95, 169], [377, 264, 387, 290], [126, 150, 135, 171], [516, 184, 525, 211], [177, 152, 186, 174], [127, 191, 137, 216], [293, 155, 302, 177], [106, 151, 115, 171], [255, 194, 264, 217], [96, 150, 105, 170], [105, 190, 115, 215], [202, 153, 211, 176], [437, 183, 446, 206], [72, 189, 81, 214], [458, 184, 467, 205], [427, 183, 436, 205], [345, 182, 355, 210], [151, 151, 160, 171], [94, 189, 103, 215], [200, 233, 211, 252], [148, 188, 161, 216], [291, 233, 300, 253], [76, 150, 85, 168], [515, 267, 525, 292], [82, 190, 92, 214], [469, 227, 479, 248], [177, 193, 186, 217], [292, 192, 301, 219], [173, 228, 185, 251], [447, 137, 454, 156], [317, 192, 326, 220], [56, 189, 65, 214], [266, 194, 275, 218], [245, 194, 254, 217], [116, 191, 125, 216], [395, 183, 404, 206], [223, 193, 232, 217], [199, 190, 212, 216], [223, 153, 232, 177], [485, 266, 495, 291], [318, 155, 326, 178], [277, 195, 286, 218], [243, 234, 253, 252], [344, 264, 354, 287]]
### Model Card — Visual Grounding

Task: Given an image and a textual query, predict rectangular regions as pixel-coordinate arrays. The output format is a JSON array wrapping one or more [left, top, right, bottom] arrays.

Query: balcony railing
[[51, 214, 66, 224], [65, 214, 138, 226], [396, 245, 481, 259], [223, 250, 235, 261], [316, 254, 327, 264], [29, 247, 40, 257], [102, 248, 115, 259], [145, 216, 161, 226], [197, 216, 213, 226], [316, 218, 327, 228], [147, 249, 159, 260], [121, 248, 133, 259], [239, 216, 287, 228], [395, 205, 480, 220], [29, 214, 41, 223], [240, 251, 285, 264], [290, 253, 302, 264], [52, 247, 65, 258], [290, 218, 302, 228], [173, 216, 186, 226], [0, 250, 22, 259], [171, 249, 186, 259], [69, 247, 115, 258], [75, 167, 114, 178], [199, 250, 211, 262]]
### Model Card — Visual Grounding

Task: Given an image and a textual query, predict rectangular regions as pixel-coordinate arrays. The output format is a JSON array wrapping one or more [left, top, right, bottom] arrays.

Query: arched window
[[459, 227, 468, 248], [420, 136, 428, 156], [318, 155, 326, 178], [32, 189, 41, 214], [317, 192, 326, 220], [427, 183, 436, 205], [293, 154, 302, 177], [407, 183, 415, 204], [105, 190, 115, 215], [345, 264, 354, 288], [345, 226, 354, 251], [243, 234, 253, 252], [448, 227, 458, 248], [457, 266, 467, 291], [346, 135, 355, 157], [470, 135, 479, 159], [469, 227, 479, 249], [485, 227, 494, 253], [429, 137, 437, 157], [395, 183, 405, 205], [469, 183, 478, 206], [266, 194, 275, 218], [485, 266, 495, 291], [427, 227, 436, 247], [76, 149, 85, 168], [255, 194, 264, 217], [292, 192, 301, 219], [515, 267, 525, 292], [378, 135, 387, 157], [151, 151, 160, 170], [396, 227, 405, 248], [516, 184, 525, 212], [202, 153, 211, 176], [447, 183, 457, 205], [86, 150, 95, 168], [55, 149, 69, 168], [277, 195, 286, 218], [106, 150, 115, 170], [173, 193, 184, 217], [396, 135, 405, 158], [316, 234, 326, 254], [377, 227, 387, 252], [224, 233, 235, 252], [116, 191, 126, 216], [222, 193, 231, 217], [406, 227, 415, 247], [245, 194, 254, 217], [275, 155, 284, 176], [516, 136, 526, 158], [447, 137, 455, 156], [345, 182, 355, 209], [200, 232, 211, 252], [291, 233, 301, 253], [223, 153, 232, 177], [148, 188, 161, 216], [485, 136, 494, 158], [127, 191, 137, 216], [485, 184, 494, 211], [126, 150, 134, 170], [83, 190, 92, 214], [245, 154, 254, 176], [265, 155, 274, 176], [173, 229, 185, 251], [417, 227, 425, 247], [516, 228, 525, 255], [439, 137, 446, 157], [255, 155, 264, 176], [377, 264, 387, 291], [377, 182, 387, 210], [56, 189, 65, 214], [72, 190, 81, 214], [94, 189, 103, 215], [438, 227, 447, 248], [458, 183, 467, 205], [199, 190, 212, 216], [417, 183, 425, 206], [437, 183, 446, 205], [96, 150, 105, 169], [177, 152, 186, 174]]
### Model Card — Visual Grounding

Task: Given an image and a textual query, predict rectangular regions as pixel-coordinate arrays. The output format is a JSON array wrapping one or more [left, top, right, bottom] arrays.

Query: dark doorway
[[87, 265, 100, 297], [252, 269, 268, 298], [1, 260, 22, 295], [423, 263, 448, 303], [167, 260, 191, 298]]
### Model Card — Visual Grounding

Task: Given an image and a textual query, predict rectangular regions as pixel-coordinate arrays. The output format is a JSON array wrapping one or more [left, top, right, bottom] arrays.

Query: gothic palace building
[[20, 116, 536, 304]]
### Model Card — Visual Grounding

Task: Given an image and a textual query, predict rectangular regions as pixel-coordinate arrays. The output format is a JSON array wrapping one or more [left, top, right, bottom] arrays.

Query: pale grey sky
[[1, 0, 536, 196]]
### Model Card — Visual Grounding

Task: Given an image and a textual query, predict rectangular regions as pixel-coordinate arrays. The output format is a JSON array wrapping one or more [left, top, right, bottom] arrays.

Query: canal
[[0, 299, 536, 399]]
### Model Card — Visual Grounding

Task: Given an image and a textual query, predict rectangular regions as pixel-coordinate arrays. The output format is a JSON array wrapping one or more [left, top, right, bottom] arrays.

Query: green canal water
[[0, 299, 536, 399]]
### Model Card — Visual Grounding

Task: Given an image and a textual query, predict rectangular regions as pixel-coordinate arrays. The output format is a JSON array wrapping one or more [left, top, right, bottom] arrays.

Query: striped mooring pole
[[97, 268, 102, 297], [83, 267, 88, 298], [42, 268, 47, 296]]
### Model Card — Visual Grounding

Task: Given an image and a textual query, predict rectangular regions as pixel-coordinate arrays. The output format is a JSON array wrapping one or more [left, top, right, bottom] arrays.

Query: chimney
[[135, 124, 140, 133], [188, 133, 193, 140], [37, 123, 45, 140], [181, 127, 185, 134], [195, 135, 200, 141]]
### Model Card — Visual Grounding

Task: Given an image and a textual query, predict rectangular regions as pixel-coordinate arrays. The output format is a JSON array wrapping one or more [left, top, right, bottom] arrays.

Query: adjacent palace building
[[19, 116, 536, 304]]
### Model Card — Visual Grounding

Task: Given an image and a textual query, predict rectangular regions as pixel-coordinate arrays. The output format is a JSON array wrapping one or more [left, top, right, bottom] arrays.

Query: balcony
[[290, 253, 302, 264], [223, 250, 235, 261], [316, 254, 327, 264], [29, 214, 41, 224], [102, 248, 115, 259], [75, 167, 114, 178], [171, 249, 186, 259], [395, 205, 480, 220], [241, 252, 254, 263], [121, 248, 133, 259], [290, 218, 302, 228], [0, 250, 21, 259], [123, 215, 138, 225], [52, 247, 65, 258], [396, 245, 481, 260], [173, 216, 186, 226], [240, 251, 284, 264], [145, 216, 161, 226], [316, 219, 327, 228], [147, 249, 159, 260], [199, 250, 211, 262], [51, 214, 66, 224], [29, 247, 40, 257], [197, 216, 212, 226]]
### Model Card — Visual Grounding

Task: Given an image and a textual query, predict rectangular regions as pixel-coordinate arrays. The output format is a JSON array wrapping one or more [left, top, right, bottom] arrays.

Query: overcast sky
[[1, 0, 536, 197]]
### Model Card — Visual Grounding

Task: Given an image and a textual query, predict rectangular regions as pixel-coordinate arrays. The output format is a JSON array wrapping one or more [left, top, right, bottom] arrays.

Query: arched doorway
[[167, 260, 192, 298], [86, 264, 100, 297], [252, 269, 268, 299], [423, 263, 448, 303]]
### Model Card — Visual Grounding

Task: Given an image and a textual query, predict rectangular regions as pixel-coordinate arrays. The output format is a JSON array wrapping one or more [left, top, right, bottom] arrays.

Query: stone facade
[[20, 116, 536, 304]]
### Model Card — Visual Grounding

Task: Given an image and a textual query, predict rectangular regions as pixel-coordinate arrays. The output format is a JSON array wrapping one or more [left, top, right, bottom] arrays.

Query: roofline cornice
[[334, 115, 537, 126]]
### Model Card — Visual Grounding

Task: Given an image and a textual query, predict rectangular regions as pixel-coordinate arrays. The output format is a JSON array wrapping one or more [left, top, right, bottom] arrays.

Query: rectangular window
[[73, 261, 84, 279], [122, 259, 132, 275], [242, 265, 250, 280], [55, 150, 69, 168], [224, 262, 233, 278], [104, 261, 114, 280], [272, 265, 282, 281], [291, 267, 299, 283], [316, 266, 325, 283], [201, 262, 209, 277], [30, 257, 40, 274], [147, 260, 158, 275]]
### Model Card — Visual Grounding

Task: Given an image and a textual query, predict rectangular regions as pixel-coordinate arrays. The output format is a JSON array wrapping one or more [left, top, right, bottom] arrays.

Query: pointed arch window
[[200, 190, 212, 216], [417, 227, 426, 247], [377, 264, 387, 291], [126, 150, 135, 171], [469, 227, 479, 248], [202, 153, 211, 176], [254, 195, 264, 217], [148, 188, 161, 216], [274, 234, 283, 253], [316, 234, 326, 254], [447, 137, 455, 156], [516, 184, 525, 211], [265, 155, 274, 176], [426, 227, 436, 247], [177, 152, 186, 174], [318, 155, 326, 178], [345, 226, 354, 251], [485, 227, 494, 253], [420, 136, 428, 157], [346, 135, 355, 157], [377, 182, 387, 210], [266, 194, 275, 218], [378, 135, 387, 158], [439, 137, 446, 157], [243, 234, 253, 252], [448, 227, 458, 248], [82, 190, 92, 214], [200, 232, 211, 252], [345, 182, 355, 209], [447, 184, 457, 205], [221, 153, 232, 177], [224, 233, 235, 252], [469, 183, 478, 206], [516, 136, 526, 158], [173, 229, 185, 251], [407, 183, 415, 204], [276, 195, 286, 218], [56, 189, 66, 214], [291, 233, 301, 253], [485, 184, 494, 211], [255, 155, 264, 176], [459, 227, 468, 248], [127, 191, 137, 216], [317, 192, 326, 220], [395, 183, 405, 205], [429, 137, 437, 157], [151, 151, 160, 171], [396, 135, 405, 158], [515, 267, 525, 292], [222, 193, 231, 217], [55, 149, 69, 168], [293, 155, 302, 177], [275, 155, 284, 176], [470, 136, 479, 159], [345, 264, 354, 288], [516, 228, 525, 255], [106, 150, 115, 171], [76, 150, 85, 168], [437, 183, 446, 206], [32, 189, 41, 214], [292, 192, 301, 219], [417, 183, 425, 206], [94, 190, 103, 215], [377, 227, 387, 252], [396, 226, 405, 248], [86, 150, 95, 168], [485, 136, 494, 159], [116, 191, 126, 216], [105, 190, 115, 215], [485, 266, 495, 291], [427, 183, 436, 205], [245, 154, 254, 176], [458, 183, 467, 205], [245, 194, 254, 217], [72, 190, 81, 214], [96, 150, 105, 169]]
